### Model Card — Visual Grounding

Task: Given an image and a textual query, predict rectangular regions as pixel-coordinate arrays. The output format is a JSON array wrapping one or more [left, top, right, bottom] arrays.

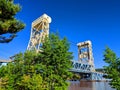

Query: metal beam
[[0, 60, 13, 63]]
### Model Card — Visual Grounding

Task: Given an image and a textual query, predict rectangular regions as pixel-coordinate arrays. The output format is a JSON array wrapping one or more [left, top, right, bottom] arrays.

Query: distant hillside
[[95, 68, 105, 73]]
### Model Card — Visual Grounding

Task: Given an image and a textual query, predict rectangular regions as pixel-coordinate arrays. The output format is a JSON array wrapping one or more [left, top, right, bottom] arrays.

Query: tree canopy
[[38, 33, 73, 90], [0, 33, 73, 90], [0, 0, 25, 43], [103, 47, 120, 90], [0, 51, 45, 90]]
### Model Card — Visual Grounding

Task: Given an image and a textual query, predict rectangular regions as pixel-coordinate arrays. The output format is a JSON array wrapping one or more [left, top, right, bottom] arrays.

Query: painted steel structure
[[70, 41, 105, 80], [77, 40, 94, 66], [0, 59, 12, 63], [71, 60, 94, 73], [71, 60, 105, 80], [27, 14, 51, 52], [0, 14, 105, 80]]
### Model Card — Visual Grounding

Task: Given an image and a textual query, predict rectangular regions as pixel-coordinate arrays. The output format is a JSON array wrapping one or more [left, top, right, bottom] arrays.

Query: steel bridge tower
[[77, 40, 95, 70], [27, 14, 51, 51]]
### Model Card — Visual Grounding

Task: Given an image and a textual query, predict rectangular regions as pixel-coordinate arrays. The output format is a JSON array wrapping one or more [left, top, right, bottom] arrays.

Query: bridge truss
[[0, 14, 106, 81], [27, 14, 51, 52], [70, 41, 105, 80]]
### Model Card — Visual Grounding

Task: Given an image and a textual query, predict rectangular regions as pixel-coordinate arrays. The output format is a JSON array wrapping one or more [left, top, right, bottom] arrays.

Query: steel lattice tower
[[27, 14, 51, 51], [77, 40, 94, 66]]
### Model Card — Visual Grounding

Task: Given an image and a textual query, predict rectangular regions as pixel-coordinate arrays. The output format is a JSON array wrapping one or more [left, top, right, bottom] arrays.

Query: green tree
[[0, 0, 25, 43], [0, 33, 73, 90], [103, 47, 120, 90], [0, 51, 46, 90], [38, 33, 73, 90]]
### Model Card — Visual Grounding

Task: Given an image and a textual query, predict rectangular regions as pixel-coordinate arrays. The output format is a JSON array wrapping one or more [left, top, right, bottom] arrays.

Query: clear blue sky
[[0, 0, 120, 68]]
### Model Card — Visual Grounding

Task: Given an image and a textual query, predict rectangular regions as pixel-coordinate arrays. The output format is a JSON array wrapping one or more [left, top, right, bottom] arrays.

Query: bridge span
[[0, 14, 106, 81], [0, 60, 12, 63], [71, 60, 106, 81]]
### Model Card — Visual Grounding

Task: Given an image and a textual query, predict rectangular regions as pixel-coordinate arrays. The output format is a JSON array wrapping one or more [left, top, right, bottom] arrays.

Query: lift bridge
[[0, 14, 105, 81]]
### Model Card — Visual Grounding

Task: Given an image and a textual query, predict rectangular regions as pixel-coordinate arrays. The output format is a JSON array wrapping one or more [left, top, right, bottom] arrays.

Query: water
[[69, 81, 116, 90]]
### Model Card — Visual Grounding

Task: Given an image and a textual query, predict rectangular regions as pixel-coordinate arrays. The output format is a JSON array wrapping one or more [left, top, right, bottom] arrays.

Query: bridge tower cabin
[[27, 14, 51, 52]]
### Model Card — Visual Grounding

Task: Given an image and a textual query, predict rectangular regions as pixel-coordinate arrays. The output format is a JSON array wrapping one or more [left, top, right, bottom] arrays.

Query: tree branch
[[0, 34, 16, 43]]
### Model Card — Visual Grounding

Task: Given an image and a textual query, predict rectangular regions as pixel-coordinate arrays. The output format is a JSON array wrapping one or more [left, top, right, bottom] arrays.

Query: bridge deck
[[0, 60, 13, 63]]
